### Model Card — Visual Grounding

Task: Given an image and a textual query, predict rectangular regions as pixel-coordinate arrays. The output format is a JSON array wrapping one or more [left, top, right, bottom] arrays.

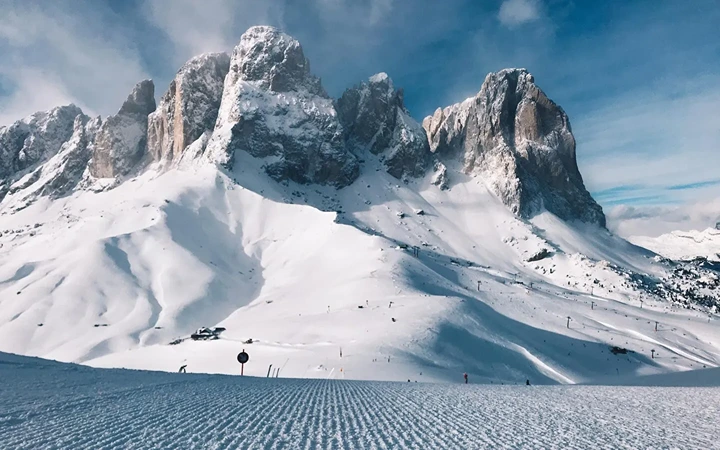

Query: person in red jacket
[[463, 372, 468, 384]]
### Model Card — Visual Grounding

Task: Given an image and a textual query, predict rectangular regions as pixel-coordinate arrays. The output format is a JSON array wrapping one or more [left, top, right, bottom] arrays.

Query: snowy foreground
[[2, 352, 719, 450]]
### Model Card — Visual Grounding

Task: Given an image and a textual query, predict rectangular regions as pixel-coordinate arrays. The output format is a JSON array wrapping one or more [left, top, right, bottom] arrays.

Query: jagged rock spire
[[424, 68, 605, 226], [337, 73, 430, 180], [90, 80, 156, 178], [205, 26, 359, 187], [148, 53, 230, 165]]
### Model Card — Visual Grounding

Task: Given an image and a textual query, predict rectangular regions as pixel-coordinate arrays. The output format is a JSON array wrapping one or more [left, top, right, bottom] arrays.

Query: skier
[[463, 372, 468, 384], [179, 365, 187, 373], [340, 347, 343, 358], [526, 379, 530, 386]]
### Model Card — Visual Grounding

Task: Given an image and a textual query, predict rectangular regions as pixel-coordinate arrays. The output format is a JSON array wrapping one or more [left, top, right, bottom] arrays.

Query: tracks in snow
[[2, 364, 719, 449]]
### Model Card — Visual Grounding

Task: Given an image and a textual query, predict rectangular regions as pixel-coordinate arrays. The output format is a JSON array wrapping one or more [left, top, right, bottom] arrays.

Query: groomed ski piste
[[0, 354, 720, 449], [2, 351, 719, 450]]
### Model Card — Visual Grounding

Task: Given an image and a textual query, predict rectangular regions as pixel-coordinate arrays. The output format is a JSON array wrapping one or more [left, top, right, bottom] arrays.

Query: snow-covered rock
[[205, 26, 359, 187], [0, 105, 85, 199], [3, 115, 102, 210], [423, 69, 605, 226], [337, 73, 430, 179], [147, 53, 230, 166], [431, 160, 449, 190], [90, 80, 156, 178]]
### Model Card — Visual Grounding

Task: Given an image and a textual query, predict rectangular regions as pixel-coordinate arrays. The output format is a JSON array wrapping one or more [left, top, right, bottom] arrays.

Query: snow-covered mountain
[[0, 26, 718, 384], [630, 227, 720, 262]]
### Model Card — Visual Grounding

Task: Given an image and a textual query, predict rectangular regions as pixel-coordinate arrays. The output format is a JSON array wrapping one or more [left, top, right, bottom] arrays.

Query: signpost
[[237, 350, 249, 376]]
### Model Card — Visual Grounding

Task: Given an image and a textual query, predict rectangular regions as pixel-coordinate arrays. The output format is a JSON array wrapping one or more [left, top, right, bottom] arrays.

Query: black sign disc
[[237, 351, 249, 364]]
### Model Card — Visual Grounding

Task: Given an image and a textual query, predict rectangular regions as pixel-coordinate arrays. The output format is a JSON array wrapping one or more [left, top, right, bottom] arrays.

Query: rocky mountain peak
[[233, 25, 324, 96], [0, 104, 85, 184], [148, 53, 230, 166], [337, 73, 430, 179], [118, 79, 156, 117], [424, 68, 605, 226], [90, 80, 156, 178], [205, 28, 358, 187]]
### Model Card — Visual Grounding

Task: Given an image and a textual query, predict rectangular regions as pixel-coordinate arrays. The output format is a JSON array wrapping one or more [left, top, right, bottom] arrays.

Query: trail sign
[[237, 350, 249, 375]]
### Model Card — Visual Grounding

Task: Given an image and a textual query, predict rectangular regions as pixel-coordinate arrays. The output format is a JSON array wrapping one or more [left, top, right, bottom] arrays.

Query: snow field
[[1, 157, 719, 384]]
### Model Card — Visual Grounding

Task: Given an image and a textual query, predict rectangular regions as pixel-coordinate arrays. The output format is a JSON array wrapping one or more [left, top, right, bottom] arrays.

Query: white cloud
[[607, 199, 720, 238], [0, 70, 85, 125], [368, 0, 394, 25], [574, 76, 720, 202], [144, 0, 282, 65], [0, 3, 148, 125], [498, 0, 540, 27]]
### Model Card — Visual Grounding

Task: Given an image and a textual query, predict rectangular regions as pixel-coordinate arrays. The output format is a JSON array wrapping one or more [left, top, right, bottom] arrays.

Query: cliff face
[[147, 53, 230, 166], [205, 26, 359, 187], [90, 80, 156, 178], [337, 73, 431, 180], [423, 69, 605, 226]]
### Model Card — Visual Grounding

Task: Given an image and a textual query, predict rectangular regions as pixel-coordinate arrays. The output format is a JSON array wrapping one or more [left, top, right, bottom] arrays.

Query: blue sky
[[0, 0, 718, 235]]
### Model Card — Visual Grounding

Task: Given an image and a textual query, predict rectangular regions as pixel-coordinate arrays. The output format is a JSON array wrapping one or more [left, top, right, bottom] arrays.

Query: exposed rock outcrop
[[0, 105, 85, 182], [431, 161, 449, 190], [1, 115, 102, 208], [90, 80, 156, 178], [206, 26, 359, 187], [337, 73, 430, 179], [40, 115, 102, 197], [423, 68, 605, 226], [147, 53, 230, 166]]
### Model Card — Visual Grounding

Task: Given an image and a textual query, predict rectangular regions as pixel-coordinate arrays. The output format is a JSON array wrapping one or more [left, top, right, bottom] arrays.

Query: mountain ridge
[[0, 26, 601, 227]]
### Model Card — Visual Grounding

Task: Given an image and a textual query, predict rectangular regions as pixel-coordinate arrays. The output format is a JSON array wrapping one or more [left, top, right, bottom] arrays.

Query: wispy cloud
[[498, 0, 540, 27], [607, 198, 720, 238], [144, 0, 283, 67], [667, 179, 720, 191], [0, 1, 148, 125]]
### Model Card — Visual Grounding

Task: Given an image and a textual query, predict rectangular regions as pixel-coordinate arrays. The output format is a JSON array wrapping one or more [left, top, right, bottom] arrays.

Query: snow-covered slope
[[0, 26, 719, 385], [3, 351, 719, 449], [1, 151, 719, 384], [631, 228, 720, 262]]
